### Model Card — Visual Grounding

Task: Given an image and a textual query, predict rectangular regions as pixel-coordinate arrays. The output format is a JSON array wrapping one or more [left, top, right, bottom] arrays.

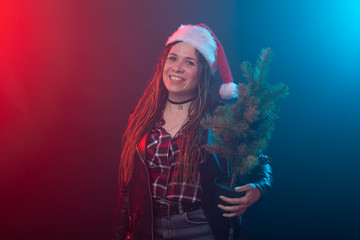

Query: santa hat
[[166, 24, 238, 99]]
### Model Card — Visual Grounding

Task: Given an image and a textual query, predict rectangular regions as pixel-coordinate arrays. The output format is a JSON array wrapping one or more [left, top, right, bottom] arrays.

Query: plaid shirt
[[146, 117, 202, 203]]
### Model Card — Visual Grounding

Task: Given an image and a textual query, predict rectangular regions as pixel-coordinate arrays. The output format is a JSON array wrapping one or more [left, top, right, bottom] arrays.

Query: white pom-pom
[[219, 82, 238, 99]]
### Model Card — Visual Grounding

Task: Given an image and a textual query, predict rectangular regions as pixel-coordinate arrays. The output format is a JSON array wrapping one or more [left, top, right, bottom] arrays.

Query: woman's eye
[[168, 56, 176, 61], [187, 61, 195, 66]]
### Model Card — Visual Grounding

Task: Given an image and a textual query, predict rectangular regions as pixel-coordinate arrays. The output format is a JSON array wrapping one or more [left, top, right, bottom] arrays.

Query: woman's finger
[[217, 204, 241, 212], [219, 195, 247, 205], [222, 208, 247, 217]]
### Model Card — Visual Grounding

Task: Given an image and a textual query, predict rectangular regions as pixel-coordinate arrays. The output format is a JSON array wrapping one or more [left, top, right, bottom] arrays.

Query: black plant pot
[[214, 176, 247, 214]]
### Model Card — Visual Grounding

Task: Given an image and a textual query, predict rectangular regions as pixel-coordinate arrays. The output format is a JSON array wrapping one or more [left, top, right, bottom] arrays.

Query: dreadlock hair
[[119, 41, 214, 187]]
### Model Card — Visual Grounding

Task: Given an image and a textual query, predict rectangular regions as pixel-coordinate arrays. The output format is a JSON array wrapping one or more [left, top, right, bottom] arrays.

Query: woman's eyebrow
[[185, 57, 197, 61], [169, 53, 197, 61]]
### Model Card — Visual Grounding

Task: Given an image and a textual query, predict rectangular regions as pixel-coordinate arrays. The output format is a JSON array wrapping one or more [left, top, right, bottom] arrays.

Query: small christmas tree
[[201, 48, 289, 189]]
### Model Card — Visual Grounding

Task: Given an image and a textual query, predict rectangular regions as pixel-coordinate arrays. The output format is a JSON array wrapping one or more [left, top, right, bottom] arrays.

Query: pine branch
[[254, 48, 272, 95], [200, 47, 289, 179], [240, 61, 254, 84]]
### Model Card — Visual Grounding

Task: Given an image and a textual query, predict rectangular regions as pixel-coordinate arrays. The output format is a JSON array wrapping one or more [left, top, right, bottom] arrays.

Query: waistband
[[153, 199, 202, 219]]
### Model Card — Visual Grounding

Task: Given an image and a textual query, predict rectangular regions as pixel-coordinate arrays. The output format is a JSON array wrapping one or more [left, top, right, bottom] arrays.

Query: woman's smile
[[169, 75, 185, 82]]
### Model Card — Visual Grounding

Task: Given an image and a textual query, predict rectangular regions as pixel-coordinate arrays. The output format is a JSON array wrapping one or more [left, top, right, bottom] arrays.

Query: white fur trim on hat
[[166, 25, 217, 72], [219, 82, 239, 99]]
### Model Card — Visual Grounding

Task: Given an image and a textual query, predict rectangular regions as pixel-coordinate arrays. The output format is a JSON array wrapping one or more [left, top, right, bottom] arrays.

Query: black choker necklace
[[168, 97, 196, 110], [167, 97, 196, 105]]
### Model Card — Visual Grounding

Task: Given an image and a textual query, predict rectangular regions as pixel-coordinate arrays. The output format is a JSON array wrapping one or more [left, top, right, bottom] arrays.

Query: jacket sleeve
[[111, 184, 130, 240], [249, 154, 273, 201]]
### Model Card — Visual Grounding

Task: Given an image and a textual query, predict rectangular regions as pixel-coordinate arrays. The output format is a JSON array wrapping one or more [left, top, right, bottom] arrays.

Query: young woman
[[112, 24, 272, 240]]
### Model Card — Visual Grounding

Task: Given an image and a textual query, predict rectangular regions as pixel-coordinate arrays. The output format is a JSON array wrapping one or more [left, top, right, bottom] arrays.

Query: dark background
[[1, 0, 359, 239]]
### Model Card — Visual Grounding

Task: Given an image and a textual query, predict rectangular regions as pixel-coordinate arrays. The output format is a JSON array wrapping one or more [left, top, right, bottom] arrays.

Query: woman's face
[[163, 42, 200, 101]]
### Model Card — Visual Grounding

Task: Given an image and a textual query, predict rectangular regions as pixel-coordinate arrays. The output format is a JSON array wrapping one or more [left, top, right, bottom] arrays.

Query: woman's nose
[[172, 62, 184, 73]]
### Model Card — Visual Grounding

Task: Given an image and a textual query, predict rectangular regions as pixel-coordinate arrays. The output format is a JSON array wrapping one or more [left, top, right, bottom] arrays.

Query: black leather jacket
[[111, 131, 272, 240]]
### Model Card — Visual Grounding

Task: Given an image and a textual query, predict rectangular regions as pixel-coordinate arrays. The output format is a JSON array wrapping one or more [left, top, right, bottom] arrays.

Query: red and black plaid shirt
[[146, 117, 202, 203]]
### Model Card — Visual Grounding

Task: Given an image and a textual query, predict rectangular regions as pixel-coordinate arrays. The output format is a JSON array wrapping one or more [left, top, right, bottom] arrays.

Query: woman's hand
[[217, 183, 261, 217]]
